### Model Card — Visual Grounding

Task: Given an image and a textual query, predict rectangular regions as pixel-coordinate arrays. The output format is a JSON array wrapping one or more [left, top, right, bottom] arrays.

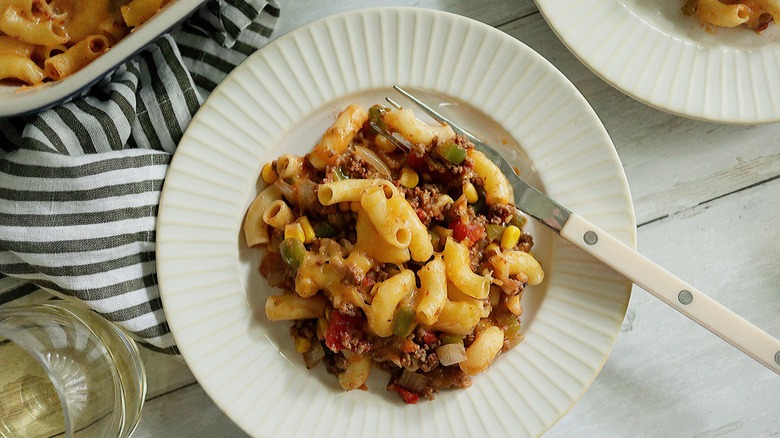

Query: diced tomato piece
[[393, 386, 420, 404], [362, 276, 375, 289], [406, 152, 426, 170], [407, 153, 448, 180], [450, 219, 485, 244], [420, 329, 438, 345], [324, 311, 364, 352]]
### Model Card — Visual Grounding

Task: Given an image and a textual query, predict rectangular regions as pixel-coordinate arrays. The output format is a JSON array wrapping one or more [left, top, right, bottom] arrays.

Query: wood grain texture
[[135, 1, 780, 437], [140, 348, 195, 398], [549, 179, 780, 438], [500, 12, 780, 226], [133, 384, 246, 438]]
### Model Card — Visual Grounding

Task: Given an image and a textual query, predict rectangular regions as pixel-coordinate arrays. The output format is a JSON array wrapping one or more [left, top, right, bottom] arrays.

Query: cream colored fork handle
[[560, 212, 780, 375]]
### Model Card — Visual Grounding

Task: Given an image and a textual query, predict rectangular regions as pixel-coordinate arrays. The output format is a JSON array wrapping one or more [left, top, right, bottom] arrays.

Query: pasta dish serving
[[0, 0, 170, 85], [244, 103, 544, 403], [682, 0, 779, 31]]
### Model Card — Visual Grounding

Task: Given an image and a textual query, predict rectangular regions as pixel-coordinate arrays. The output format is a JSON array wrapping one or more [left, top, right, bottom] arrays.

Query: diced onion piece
[[276, 179, 296, 201], [355, 145, 391, 178], [396, 369, 428, 393], [436, 343, 467, 366], [302, 340, 325, 369]]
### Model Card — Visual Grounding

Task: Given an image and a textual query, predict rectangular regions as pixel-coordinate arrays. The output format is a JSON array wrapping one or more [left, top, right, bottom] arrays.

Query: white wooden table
[[133, 1, 780, 436]]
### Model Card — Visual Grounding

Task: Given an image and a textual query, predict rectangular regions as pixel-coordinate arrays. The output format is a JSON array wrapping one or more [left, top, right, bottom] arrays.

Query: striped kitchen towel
[[0, 0, 280, 354]]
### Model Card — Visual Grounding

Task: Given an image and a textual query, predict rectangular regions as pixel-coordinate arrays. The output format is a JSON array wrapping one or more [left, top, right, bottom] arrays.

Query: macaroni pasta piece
[[429, 299, 482, 335], [121, 0, 166, 28], [0, 53, 44, 84], [243, 185, 282, 247], [443, 237, 490, 299], [310, 104, 369, 170], [265, 294, 328, 321], [353, 208, 411, 265], [415, 256, 447, 325], [468, 148, 513, 205], [460, 326, 504, 376], [0, 0, 171, 85], [318, 178, 395, 205], [382, 107, 456, 145], [0, 34, 35, 56], [365, 269, 416, 337], [683, 0, 780, 31], [44, 35, 109, 80], [338, 351, 372, 391], [247, 103, 545, 403]]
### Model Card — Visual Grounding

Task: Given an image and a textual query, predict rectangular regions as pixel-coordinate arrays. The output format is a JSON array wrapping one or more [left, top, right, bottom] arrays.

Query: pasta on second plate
[[682, 0, 779, 31], [0, 0, 170, 85], [244, 103, 544, 404]]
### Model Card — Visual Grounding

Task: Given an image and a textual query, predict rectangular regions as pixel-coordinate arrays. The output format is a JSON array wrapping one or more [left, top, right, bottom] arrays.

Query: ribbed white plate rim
[[157, 7, 636, 438], [535, 0, 780, 124]]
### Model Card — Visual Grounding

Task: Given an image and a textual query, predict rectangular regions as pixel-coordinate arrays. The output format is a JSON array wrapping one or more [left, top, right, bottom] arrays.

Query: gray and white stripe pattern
[[0, 0, 280, 354]]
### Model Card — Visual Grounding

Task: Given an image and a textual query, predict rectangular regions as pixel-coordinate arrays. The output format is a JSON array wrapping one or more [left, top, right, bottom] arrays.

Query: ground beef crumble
[[401, 185, 446, 226]]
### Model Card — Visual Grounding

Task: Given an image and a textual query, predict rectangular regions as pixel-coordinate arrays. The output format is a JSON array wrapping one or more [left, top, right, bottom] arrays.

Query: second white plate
[[536, 0, 780, 123]]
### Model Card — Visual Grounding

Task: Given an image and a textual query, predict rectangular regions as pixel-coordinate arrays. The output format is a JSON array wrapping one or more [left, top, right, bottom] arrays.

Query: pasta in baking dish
[[682, 0, 779, 32], [244, 103, 545, 403], [0, 0, 170, 85]]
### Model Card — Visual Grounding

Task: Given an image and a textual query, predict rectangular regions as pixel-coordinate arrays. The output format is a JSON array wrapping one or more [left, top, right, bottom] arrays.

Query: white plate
[[157, 7, 636, 438], [0, 0, 206, 118], [535, 0, 780, 123]]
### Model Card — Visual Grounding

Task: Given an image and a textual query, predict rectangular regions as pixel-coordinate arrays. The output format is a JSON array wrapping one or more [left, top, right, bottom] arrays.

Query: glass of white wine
[[0, 302, 146, 438]]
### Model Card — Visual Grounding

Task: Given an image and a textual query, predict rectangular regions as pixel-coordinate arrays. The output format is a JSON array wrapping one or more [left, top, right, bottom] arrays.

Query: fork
[[382, 85, 780, 375]]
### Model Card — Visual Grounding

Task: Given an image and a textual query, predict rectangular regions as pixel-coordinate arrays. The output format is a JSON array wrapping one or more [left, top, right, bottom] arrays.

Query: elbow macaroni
[[310, 104, 369, 170], [416, 256, 447, 325], [443, 238, 490, 299], [365, 269, 416, 337], [243, 184, 282, 247], [247, 103, 545, 402], [0, 0, 171, 85], [468, 148, 513, 205]]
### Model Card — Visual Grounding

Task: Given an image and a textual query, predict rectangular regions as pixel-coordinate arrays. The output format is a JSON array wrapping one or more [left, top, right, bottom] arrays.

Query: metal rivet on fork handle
[[583, 231, 598, 245], [775, 351, 780, 366], [678, 290, 693, 305]]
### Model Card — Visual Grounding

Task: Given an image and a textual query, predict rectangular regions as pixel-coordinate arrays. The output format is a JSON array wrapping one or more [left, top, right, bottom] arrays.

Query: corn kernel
[[295, 336, 311, 353], [261, 163, 278, 184], [298, 216, 315, 243], [316, 317, 328, 340], [374, 134, 396, 153], [284, 222, 305, 242], [463, 181, 479, 204], [500, 225, 521, 249], [399, 167, 419, 188]]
